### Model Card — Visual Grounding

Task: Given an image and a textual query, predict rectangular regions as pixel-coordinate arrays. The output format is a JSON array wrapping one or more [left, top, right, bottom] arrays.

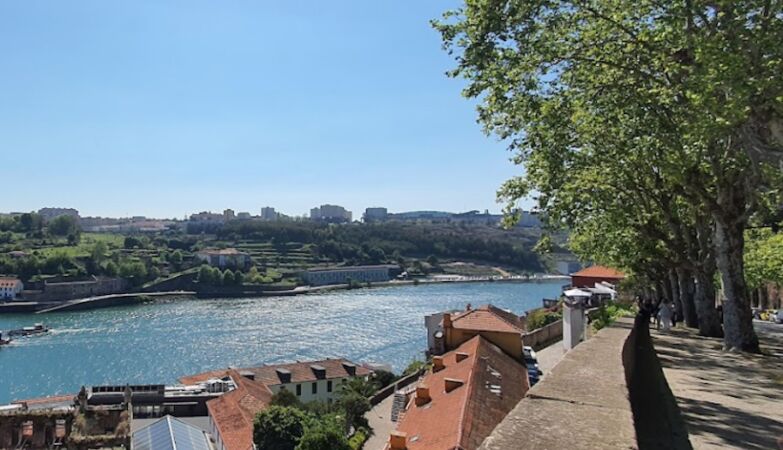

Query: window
[[312, 382, 317, 394], [296, 384, 301, 396], [327, 381, 333, 393]]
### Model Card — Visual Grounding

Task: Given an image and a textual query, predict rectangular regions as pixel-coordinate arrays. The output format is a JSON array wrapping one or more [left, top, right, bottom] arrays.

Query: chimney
[[444, 378, 465, 393], [442, 313, 452, 329], [455, 352, 469, 363], [342, 362, 357, 376], [466, 303, 472, 311], [432, 356, 445, 372], [276, 368, 292, 384], [389, 431, 407, 450], [415, 385, 431, 406]]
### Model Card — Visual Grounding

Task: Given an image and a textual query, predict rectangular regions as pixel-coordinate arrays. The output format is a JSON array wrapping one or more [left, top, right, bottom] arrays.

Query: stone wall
[[480, 317, 691, 450], [521, 319, 563, 350]]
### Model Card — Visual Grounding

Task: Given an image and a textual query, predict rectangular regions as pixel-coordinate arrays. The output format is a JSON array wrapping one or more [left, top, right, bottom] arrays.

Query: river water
[[0, 280, 562, 403]]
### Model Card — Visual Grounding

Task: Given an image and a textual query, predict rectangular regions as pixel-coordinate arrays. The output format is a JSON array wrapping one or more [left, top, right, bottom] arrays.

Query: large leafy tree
[[434, 0, 783, 351]]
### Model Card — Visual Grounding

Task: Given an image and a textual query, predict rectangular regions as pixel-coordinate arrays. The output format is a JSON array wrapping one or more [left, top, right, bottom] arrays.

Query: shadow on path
[[652, 322, 783, 449]]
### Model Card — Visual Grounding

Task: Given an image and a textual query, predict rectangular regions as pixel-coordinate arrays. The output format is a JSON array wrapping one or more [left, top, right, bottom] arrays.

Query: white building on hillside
[[0, 278, 23, 300]]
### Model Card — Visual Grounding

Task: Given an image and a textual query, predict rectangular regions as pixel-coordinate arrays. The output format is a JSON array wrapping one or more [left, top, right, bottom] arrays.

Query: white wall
[[268, 376, 361, 403]]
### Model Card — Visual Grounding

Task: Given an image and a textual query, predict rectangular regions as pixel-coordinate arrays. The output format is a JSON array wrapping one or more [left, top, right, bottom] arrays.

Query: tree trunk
[[676, 268, 699, 328], [714, 217, 760, 352], [693, 267, 723, 337], [668, 270, 682, 321], [758, 285, 768, 310]]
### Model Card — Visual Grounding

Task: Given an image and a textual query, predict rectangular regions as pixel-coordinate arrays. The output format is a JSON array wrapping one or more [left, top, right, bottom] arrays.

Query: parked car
[[523, 345, 537, 360], [527, 367, 542, 386], [776, 310, 783, 324]]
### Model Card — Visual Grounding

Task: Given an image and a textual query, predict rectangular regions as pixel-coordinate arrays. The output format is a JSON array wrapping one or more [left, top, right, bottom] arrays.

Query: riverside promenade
[[653, 321, 783, 449]]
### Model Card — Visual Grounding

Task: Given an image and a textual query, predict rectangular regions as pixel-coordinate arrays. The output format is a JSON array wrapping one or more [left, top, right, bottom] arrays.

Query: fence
[[369, 367, 426, 406]]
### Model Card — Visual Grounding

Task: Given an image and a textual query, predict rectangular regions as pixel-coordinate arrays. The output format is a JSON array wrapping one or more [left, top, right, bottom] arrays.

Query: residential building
[[310, 204, 352, 222], [0, 278, 23, 300], [189, 211, 225, 223], [363, 207, 388, 222], [179, 358, 371, 450], [302, 265, 401, 286], [260, 207, 278, 221], [195, 248, 251, 269], [556, 260, 582, 276], [386, 335, 529, 450], [426, 304, 526, 361], [37, 207, 79, 222], [180, 358, 372, 405], [237, 212, 252, 220], [223, 209, 235, 221], [22, 275, 125, 302], [570, 265, 625, 288]]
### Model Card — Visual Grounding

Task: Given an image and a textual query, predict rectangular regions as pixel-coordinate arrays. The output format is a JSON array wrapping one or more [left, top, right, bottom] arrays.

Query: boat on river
[[8, 323, 49, 337], [0, 332, 11, 346]]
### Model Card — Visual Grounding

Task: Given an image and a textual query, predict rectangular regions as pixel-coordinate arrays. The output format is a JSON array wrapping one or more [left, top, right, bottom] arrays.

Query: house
[[0, 278, 23, 300], [179, 358, 372, 450], [195, 248, 251, 269], [302, 265, 401, 286], [180, 358, 372, 405], [427, 304, 526, 361], [386, 335, 529, 450], [207, 370, 273, 450], [570, 265, 625, 288]]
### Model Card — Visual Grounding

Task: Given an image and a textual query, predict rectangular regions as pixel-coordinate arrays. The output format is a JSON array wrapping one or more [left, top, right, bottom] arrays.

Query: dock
[[34, 291, 196, 314]]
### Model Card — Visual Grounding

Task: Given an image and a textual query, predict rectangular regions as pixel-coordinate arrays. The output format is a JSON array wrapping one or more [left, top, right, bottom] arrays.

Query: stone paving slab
[[652, 321, 783, 450]]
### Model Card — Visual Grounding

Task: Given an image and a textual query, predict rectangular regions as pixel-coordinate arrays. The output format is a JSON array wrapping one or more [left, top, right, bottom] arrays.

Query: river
[[0, 280, 562, 403]]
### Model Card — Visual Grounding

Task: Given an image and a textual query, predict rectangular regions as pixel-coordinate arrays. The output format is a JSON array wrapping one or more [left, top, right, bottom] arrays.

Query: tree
[[253, 406, 309, 450], [48, 215, 80, 238], [336, 391, 370, 434], [124, 236, 142, 249], [234, 270, 244, 285], [169, 250, 183, 269], [433, 0, 783, 351], [118, 260, 148, 285], [295, 416, 350, 450], [223, 269, 235, 285], [104, 261, 119, 277], [270, 389, 303, 409], [198, 265, 214, 284], [91, 241, 108, 264]]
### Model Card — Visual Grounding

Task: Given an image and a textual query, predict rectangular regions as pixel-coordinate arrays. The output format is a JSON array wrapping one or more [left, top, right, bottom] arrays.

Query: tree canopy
[[434, 0, 783, 351]]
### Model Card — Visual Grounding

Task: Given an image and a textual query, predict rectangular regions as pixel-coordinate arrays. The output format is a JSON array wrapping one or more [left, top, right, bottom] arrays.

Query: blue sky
[[0, 1, 523, 219]]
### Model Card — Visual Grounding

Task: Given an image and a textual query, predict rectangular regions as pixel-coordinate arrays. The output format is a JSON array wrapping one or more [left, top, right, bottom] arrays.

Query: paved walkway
[[364, 394, 395, 450], [535, 339, 566, 376], [652, 321, 783, 449]]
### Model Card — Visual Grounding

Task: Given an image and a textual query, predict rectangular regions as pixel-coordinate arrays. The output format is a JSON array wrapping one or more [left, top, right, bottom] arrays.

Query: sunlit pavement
[[652, 321, 783, 449]]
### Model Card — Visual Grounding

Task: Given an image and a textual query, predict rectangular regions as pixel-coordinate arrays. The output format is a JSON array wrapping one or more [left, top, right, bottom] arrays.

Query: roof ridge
[[485, 305, 524, 331], [456, 335, 483, 449]]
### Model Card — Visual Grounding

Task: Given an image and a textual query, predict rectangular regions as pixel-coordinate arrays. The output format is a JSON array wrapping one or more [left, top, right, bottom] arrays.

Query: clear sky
[[0, 1, 525, 219]]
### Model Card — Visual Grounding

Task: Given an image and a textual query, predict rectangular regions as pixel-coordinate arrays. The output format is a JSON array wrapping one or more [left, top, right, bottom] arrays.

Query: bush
[[295, 415, 350, 450], [347, 427, 370, 450], [526, 308, 562, 330], [592, 302, 636, 331]]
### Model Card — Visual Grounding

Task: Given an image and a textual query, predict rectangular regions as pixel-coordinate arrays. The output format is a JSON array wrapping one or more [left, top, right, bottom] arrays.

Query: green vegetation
[[526, 308, 562, 331], [255, 376, 382, 450], [434, 0, 783, 352], [592, 302, 638, 331]]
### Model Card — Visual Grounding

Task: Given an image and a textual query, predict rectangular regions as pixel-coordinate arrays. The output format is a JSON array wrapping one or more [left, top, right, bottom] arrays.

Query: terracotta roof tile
[[180, 358, 371, 386], [571, 265, 625, 279], [206, 370, 273, 450], [392, 335, 529, 450], [450, 305, 525, 334]]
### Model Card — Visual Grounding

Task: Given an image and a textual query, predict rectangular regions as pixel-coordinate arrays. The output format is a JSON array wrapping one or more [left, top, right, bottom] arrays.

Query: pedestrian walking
[[658, 301, 673, 331]]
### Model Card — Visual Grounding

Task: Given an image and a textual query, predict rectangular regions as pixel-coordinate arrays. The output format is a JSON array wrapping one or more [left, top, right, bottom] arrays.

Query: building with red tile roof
[[570, 265, 625, 288], [181, 359, 372, 450], [0, 277, 23, 300], [436, 305, 526, 361], [207, 370, 273, 450], [387, 335, 529, 450]]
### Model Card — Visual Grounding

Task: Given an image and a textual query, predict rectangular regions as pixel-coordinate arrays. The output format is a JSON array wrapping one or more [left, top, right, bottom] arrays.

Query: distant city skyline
[[0, 1, 530, 218]]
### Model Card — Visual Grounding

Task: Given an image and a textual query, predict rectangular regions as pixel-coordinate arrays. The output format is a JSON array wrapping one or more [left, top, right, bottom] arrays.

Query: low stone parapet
[[480, 316, 691, 450]]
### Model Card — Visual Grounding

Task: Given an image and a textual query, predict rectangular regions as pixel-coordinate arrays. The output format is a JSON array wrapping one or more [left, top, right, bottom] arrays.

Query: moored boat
[[8, 323, 49, 337]]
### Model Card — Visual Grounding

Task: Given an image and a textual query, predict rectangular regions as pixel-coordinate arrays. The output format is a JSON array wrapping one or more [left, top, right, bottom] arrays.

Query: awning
[[563, 288, 592, 297]]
